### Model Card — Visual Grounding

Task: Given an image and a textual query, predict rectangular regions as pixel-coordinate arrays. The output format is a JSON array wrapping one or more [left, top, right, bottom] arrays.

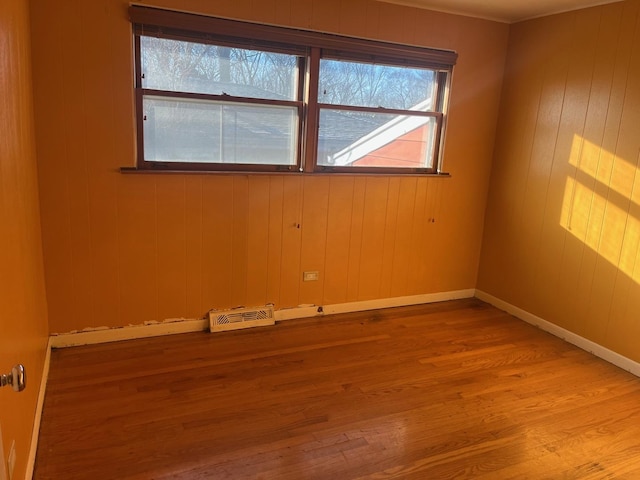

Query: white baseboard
[[475, 289, 640, 378], [50, 289, 476, 348], [322, 290, 477, 316], [25, 337, 52, 480], [33, 289, 475, 476], [50, 319, 209, 348], [275, 289, 476, 321]]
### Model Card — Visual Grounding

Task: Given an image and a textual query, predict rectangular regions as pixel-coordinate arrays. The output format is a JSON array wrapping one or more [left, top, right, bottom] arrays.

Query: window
[[130, 7, 457, 174]]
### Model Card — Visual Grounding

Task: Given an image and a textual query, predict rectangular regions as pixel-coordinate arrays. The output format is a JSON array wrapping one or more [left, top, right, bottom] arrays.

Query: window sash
[[134, 33, 305, 172], [315, 107, 443, 174], [130, 6, 456, 175], [141, 95, 301, 167]]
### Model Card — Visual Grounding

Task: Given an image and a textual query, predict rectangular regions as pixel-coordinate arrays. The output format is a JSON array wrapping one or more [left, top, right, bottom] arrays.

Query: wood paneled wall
[[0, 1, 50, 478], [30, 0, 508, 333], [478, 0, 640, 363]]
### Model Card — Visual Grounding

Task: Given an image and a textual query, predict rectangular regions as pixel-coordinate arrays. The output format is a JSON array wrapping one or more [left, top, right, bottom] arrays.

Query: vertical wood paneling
[[83, 1, 121, 327], [476, 25, 529, 292], [87, 172, 120, 327], [428, 183, 458, 292], [185, 177, 203, 318], [565, 8, 617, 336], [498, 25, 548, 304], [0, 2, 50, 479], [379, 178, 400, 298], [290, 0, 313, 28], [515, 14, 573, 308], [274, 0, 292, 25], [364, 1, 381, 39], [155, 176, 187, 318], [526, 16, 574, 319], [339, 0, 367, 37], [526, 16, 587, 323], [117, 176, 158, 324], [266, 176, 284, 307], [31, 0, 509, 333], [415, 178, 437, 292], [607, 1, 640, 356], [250, 0, 277, 24], [581, 3, 628, 341], [245, 176, 271, 307], [279, 176, 303, 308], [478, 1, 640, 364], [62, 0, 94, 328], [377, 3, 411, 44], [610, 178, 640, 355], [31, 0, 73, 332], [231, 176, 249, 306], [406, 178, 428, 295], [201, 177, 234, 310], [323, 177, 354, 304], [346, 178, 366, 302], [390, 177, 417, 297], [311, 0, 340, 32], [358, 177, 389, 300], [299, 177, 330, 305], [413, 8, 455, 50], [549, 8, 602, 334]]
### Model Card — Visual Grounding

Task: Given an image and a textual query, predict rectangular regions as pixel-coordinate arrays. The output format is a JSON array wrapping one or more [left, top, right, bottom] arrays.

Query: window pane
[[317, 109, 437, 169], [141, 36, 299, 100], [143, 96, 298, 165], [318, 59, 436, 110]]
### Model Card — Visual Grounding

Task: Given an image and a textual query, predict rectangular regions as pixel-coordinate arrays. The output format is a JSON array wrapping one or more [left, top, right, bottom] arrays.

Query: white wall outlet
[[303, 271, 319, 281], [6, 441, 14, 480]]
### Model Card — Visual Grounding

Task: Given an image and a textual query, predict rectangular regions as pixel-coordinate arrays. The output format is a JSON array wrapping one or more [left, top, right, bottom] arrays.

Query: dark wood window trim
[[128, 5, 457, 175]]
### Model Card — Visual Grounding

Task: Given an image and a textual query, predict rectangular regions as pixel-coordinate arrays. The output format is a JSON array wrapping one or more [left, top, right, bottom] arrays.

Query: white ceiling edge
[[375, 0, 624, 24], [517, 0, 624, 23], [375, 0, 512, 23]]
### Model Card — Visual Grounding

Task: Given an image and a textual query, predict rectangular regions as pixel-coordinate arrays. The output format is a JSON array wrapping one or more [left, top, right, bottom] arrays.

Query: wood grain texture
[[0, 1, 50, 479], [34, 300, 640, 480], [478, 0, 640, 363], [29, 0, 509, 334]]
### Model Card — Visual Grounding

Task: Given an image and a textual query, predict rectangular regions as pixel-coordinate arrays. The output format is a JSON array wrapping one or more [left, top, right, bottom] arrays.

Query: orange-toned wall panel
[[0, 1, 49, 478], [478, 0, 640, 363], [30, 0, 509, 334]]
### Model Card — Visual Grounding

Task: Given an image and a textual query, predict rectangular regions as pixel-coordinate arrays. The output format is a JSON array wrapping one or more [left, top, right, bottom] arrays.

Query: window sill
[[119, 167, 451, 178]]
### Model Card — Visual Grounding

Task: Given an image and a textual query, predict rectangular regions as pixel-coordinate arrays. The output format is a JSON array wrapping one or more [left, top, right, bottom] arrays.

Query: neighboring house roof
[[147, 76, 433, 167], [327, 99, 433, 167]]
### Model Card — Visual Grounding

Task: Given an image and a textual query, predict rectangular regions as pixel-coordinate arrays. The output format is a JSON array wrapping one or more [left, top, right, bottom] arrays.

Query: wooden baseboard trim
[[50, 289, 476, 348], [475, 290, 640, 378], [25, 337, 52, 480]]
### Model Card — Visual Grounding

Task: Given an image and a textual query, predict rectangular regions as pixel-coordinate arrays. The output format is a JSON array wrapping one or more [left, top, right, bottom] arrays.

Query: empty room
[[2, 0, 640, 478]]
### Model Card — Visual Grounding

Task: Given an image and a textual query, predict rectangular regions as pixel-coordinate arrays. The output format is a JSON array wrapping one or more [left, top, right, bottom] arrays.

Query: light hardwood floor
[[34, 299, 640, 479]]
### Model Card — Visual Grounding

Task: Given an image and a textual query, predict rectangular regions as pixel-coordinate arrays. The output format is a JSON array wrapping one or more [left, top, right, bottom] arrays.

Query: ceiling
[[376, 0, 622, 23]]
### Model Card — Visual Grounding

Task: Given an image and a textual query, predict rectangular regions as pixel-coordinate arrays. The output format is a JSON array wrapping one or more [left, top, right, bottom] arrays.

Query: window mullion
[[434, 71, 449, 113], [303, 47, 320, 172], [434, 71, 451, 173], [134, 34, 146, 168], [129, 9, 455, 174]]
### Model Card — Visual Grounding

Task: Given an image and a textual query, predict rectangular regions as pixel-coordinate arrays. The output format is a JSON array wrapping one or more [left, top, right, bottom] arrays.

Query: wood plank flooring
[[34, 299, 640, 479]]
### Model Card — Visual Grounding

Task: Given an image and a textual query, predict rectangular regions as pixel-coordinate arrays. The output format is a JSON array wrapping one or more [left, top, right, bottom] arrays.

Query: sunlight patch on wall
[[561, 135, 640, 284]]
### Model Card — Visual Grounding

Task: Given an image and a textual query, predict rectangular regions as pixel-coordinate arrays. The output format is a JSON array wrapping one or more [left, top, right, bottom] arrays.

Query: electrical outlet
[[303, 271, 319, 281], [6, 441, 14, 480]]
